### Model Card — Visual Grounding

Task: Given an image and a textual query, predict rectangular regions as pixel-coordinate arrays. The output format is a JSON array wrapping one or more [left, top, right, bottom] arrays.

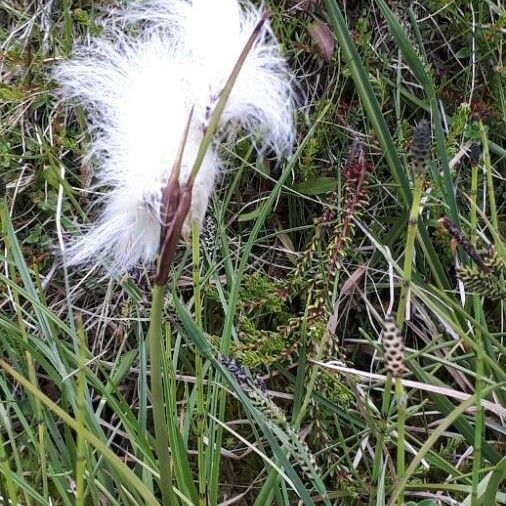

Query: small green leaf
[[294, 176, 338, 195], [455, 47, 471, 58], [238, 207, 262, 222]]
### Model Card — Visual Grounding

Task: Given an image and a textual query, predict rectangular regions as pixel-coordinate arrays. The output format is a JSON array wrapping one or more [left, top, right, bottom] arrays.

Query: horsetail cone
[[411, 119, 432, 178], [382, 318, 406, 378]]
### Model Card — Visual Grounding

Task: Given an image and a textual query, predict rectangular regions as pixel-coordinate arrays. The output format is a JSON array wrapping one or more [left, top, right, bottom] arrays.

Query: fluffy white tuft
[[55, 0, 294, 273]]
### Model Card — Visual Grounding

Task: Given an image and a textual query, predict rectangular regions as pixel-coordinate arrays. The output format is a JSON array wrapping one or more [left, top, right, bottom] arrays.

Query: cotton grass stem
[[145, 15, 273, 504], [149, 16, 268, 504], [148, 283, 175, 505], [148, 111, 196, 505], [75, 317, 87, 506]]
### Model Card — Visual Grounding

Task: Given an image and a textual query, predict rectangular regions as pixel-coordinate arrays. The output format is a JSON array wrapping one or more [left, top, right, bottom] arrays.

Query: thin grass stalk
[[470, 305, 485, 506], [137, 324, 152, 490], [394, 48, 402, 126], [192, 222, 206, 505], [394, 377, 406, 506], [370, 375, 392, 506], [75, 317, 87, 506], [479, 122, 498, 234], [469, 154, 483, 505], [0, 427, 17, 505], [469, 151, 479, 236], [147, 283, 174, 505], [36, 419, 48, 500], [31, 266, 50, 500], [396, 175, 423, 326], [61, 0, 73, 55], [291, 302, 319, 428]]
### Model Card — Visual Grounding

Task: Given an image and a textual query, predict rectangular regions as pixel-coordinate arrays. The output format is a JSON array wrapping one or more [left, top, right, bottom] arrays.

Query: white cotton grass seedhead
[[123, 0, 295, 152], [55, 0, 295, 274]]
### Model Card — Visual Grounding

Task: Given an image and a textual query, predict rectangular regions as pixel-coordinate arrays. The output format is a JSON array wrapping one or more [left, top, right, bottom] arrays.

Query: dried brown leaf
[[308, 20, 335, 61]]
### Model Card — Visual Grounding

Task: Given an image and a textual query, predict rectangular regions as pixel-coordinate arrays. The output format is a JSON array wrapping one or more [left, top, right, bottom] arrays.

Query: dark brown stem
[[155, 183, 194, 286]]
